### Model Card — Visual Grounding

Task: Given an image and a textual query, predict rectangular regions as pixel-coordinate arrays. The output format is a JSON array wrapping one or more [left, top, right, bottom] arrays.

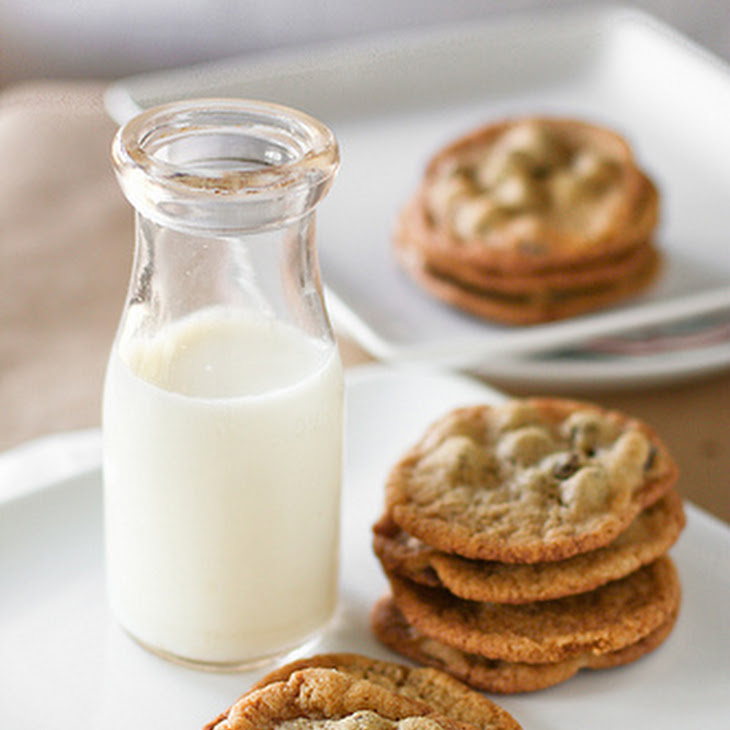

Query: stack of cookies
[[394, 117, 661, 324], [202, 652, 522, 729], [371, 398, 685, 693]]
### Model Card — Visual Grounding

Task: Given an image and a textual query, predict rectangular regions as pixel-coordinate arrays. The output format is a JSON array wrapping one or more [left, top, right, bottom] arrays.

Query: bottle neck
[[118, 208, 334, 349]]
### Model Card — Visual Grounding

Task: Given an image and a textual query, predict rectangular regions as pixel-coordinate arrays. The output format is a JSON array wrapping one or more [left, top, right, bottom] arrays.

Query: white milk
[[102, 308, 344, 666]]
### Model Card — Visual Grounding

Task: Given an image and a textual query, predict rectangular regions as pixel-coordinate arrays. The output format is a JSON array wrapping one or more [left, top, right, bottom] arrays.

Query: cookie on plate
[[373, 489, 685, 603], [384, 398, 678, 563], [371, 595, 679, 694], [203, 667, 471, 729], [251, 653, 522, 730], [203, 655, 522, 730], [394, 117, 661, 323]]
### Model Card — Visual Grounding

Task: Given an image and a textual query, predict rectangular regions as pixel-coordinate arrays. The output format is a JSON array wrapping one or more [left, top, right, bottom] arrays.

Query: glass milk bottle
[[102, 99, 344, 670]]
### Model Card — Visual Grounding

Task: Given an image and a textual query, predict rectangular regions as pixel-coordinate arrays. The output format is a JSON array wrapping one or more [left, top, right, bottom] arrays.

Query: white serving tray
[[1, 365, 728, 729], [105, 4, 730, 380]]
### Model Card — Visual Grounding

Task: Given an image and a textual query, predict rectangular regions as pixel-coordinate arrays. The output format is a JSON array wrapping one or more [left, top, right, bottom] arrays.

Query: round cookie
[[401, 117, 659, 274], [386, 556, 681, 665], [203, 667, 473, 730], [252, 653, 522, 730], [373, 490, 685, 603], [371, 596, 679, 694], [384, 398, 678, 563]]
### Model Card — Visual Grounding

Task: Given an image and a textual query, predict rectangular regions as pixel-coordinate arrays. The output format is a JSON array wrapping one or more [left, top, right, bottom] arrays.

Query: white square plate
[[1, 365, 729, 729], [105, 5, 730, 375]]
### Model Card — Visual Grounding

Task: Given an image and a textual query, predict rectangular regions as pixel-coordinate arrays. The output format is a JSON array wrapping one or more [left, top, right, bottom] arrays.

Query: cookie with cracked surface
[[373, 489, 685, 603], [384, 398, 678, 563], [386, 556, 680, 665], [371, 595, 679, 694], [250, 653, 522, 730], [202, 667, 475, 730], [399, 117, 659, 274]]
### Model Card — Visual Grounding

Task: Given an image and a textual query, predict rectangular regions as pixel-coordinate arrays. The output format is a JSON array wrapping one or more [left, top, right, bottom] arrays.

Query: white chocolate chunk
[[418, 435, 497, 487], [279, 711, 446, 729], [426, 174, 473, 219], [562, 411, 618, 453], [451, 196, 502, 238], [559, 466, 611, 518], [572, 151, 620, 190], [494, 401, 539, 433], [497, 426, 555, 467], [604, 430, 652, 496], [491, 172, 547, 211]]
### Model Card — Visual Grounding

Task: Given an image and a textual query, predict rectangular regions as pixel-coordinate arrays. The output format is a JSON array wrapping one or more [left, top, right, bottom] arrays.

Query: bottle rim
[[111, 98, 340, 230]]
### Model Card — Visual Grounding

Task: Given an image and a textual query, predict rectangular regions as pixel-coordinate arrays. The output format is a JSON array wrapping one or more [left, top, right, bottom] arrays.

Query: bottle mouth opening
[[113, 98, 339, 198]]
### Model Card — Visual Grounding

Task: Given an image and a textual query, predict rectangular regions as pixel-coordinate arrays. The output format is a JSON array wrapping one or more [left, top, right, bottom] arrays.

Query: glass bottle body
[[102, 99, 343, 669]]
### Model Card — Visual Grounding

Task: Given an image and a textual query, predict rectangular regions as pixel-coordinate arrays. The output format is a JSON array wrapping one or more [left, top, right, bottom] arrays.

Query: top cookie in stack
[[394, 117, 660, 324], [371, 398, 685, 693]]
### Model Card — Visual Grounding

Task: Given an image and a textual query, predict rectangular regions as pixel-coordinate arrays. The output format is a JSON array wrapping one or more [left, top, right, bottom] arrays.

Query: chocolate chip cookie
[[384, 399, 678, 563]]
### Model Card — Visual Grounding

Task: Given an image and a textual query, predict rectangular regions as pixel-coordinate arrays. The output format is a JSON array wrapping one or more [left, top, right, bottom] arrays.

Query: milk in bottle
[[103, 98, 343, 668]]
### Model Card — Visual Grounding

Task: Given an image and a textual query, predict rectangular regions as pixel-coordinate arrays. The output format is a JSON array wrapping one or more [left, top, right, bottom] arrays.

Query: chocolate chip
[[553, 452, 581, 480], [644, 444, 658, 472], [530, 163, 551, 179]]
